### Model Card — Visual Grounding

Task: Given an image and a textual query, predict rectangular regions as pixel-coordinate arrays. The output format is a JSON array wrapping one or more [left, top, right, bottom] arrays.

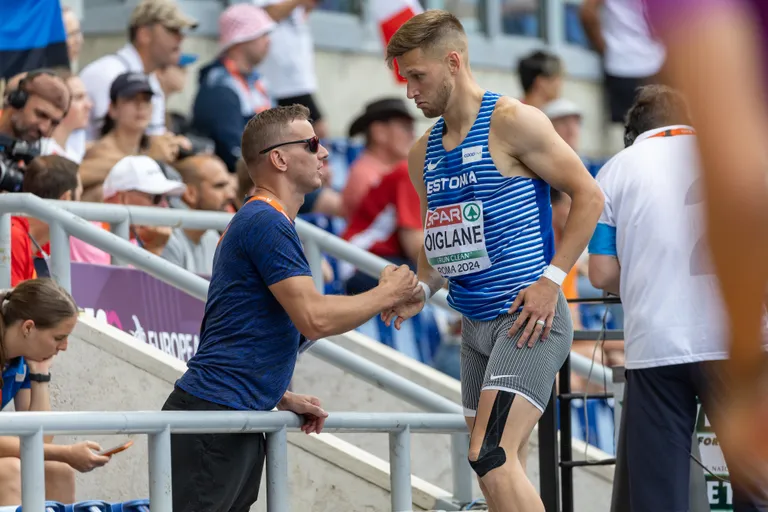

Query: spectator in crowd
[[62, 6, 83, 69], [579, 0, 665, 124], [101, 155, 185, 256], [254, 0, 328, 139], [342, 98, 415, 218], [588, 85, 763, 511], [11, 156, 81, 286], [162, 155, 234, 275], [517, 50, 564, 109], [71, 158, 181, 266], [192, 3, 274, 173], [543, 98, 582, 153], [40, 70, 92, 163], [79, 0, 197, 140], [342, 162, 421, 294], [79, 72, 183, 202], [0, 70, 70, 145], [0, 279, 111, 506], [156, 53, 198, 135]]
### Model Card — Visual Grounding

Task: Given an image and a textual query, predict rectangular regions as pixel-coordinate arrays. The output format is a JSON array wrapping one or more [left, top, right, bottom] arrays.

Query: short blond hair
[[385, 10, 467, 68]]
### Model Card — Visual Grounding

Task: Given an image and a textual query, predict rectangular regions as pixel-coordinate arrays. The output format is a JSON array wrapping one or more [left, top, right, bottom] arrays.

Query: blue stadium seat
[[555, 397, 616, 455], [67, 500, 111, 511], [12, 501, 66, 512], [110, 499, 149, 512]]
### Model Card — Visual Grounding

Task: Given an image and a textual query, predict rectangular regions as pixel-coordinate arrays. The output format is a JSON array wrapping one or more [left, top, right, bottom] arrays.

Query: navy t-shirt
[[176, 200, 312, 410]]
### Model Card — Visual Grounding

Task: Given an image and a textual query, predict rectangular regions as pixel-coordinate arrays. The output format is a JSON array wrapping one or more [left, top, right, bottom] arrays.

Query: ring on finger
[[535, 319, 546, 327]]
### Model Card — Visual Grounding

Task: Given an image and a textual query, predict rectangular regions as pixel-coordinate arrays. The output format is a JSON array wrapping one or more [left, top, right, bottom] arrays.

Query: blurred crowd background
[[0, 0, 663, 454]]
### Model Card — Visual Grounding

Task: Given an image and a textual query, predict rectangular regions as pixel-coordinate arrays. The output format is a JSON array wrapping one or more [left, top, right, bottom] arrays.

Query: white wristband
[[419, 281, 432, 301], [542, 265, 567, 287]]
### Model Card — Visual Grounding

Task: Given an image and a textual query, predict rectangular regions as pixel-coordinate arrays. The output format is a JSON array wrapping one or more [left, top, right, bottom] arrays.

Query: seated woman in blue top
[[0, 279, 112, 506]]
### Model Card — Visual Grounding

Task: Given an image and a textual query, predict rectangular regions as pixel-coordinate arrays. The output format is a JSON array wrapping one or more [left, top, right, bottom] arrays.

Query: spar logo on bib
[[424, 201, 492, 278], [463, 203, 481, 222]]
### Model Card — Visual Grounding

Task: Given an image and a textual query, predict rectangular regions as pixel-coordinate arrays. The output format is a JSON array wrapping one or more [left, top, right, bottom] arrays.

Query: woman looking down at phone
[[0, 279, 112, 506]]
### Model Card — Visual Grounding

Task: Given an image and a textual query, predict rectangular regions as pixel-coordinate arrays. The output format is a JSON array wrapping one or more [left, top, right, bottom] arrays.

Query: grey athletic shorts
[[460, 291, 573, 415]]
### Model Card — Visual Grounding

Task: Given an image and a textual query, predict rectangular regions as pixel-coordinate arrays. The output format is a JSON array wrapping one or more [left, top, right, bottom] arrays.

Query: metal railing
[[0, 194, 619, 509], [0, 194, 475, 508], [5, 196, 613, 387], [4, 410, 466, 512]]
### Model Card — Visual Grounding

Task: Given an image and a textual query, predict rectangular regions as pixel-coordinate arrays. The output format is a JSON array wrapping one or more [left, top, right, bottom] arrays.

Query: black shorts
[[604, 74, 658, 123], [277, 93, 323, 123], [623, 363, 768, 512], [162, 387, 266, 512]]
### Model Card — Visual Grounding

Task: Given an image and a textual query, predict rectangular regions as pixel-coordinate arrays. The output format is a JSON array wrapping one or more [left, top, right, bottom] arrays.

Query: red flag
[[372, 0, 424, 84]]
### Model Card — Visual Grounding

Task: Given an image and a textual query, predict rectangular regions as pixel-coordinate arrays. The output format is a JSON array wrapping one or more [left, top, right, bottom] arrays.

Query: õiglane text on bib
[[424, 201, 491, 278]]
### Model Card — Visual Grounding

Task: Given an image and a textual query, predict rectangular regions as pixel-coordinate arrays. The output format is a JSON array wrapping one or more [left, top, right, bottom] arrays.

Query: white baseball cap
[[542, 98, 583, 121], [103, 156, 186, 200]]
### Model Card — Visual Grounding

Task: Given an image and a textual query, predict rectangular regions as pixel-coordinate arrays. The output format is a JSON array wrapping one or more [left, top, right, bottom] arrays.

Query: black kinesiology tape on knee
[[468, 392, 515, 477]]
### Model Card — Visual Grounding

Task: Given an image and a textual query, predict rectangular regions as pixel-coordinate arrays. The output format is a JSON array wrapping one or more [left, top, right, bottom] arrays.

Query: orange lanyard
[[244, 195, 291, 222], [222, 58, 270, 114], [649, 127, 696, 139], [218, 196, 291, 246]]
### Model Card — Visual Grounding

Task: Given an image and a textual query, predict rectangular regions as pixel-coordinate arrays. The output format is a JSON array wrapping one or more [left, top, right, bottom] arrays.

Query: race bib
[[424, 201, 491, 278]]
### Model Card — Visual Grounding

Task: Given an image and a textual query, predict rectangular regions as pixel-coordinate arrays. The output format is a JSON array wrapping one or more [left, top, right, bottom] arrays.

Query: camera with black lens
[[0, 134, 39, 193]]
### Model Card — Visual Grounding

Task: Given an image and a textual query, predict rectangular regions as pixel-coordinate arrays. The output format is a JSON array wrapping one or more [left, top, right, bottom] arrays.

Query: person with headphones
[[0, 279, 112, 506], [0, 70, 71, 145]]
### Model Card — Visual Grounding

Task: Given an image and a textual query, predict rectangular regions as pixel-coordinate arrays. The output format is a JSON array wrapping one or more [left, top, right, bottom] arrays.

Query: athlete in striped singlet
[[381, 10, 604, 511]]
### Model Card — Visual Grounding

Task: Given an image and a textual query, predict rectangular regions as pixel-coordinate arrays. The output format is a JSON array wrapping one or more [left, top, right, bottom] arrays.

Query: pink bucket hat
[[218, 4, 275, 54]]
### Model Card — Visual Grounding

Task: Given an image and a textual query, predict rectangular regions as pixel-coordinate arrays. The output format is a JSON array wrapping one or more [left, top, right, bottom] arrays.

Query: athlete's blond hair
[[385, 10, 468, 68]]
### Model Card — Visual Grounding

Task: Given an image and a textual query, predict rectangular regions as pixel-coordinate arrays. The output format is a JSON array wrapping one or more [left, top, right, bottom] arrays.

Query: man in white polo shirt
[[79, 0, 197, 141], [588, 85, 766, 511]]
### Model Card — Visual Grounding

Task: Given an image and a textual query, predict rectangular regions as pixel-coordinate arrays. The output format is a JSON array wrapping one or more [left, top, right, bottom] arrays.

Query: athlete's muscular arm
[[503, 101, 604, 275], [499, 100, 603, 345]]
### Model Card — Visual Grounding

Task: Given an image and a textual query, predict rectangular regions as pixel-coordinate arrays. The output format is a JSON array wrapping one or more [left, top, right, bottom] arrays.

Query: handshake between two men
[[377, 264, 431, 330]]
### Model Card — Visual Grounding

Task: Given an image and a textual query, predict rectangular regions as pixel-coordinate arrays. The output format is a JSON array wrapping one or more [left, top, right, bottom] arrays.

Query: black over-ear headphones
[[5, 69, 59, 110]]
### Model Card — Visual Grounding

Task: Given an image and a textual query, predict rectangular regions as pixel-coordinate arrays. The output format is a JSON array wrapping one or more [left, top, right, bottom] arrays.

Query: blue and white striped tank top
[[422, 91, 555, 321]]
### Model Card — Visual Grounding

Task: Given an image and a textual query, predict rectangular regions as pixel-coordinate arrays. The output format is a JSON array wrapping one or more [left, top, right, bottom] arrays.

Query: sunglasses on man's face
[[259, 136, 320, 155]]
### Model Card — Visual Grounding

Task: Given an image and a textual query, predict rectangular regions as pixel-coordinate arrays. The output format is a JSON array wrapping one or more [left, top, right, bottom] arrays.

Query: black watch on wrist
[[29, 373, 51, 383]]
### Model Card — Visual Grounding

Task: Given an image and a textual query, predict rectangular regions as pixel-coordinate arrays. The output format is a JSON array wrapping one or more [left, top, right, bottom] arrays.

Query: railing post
[[303, 239, 325, 292], [110, 219, 131, 266], [267, 427, 289, 512], [20, 428, 45, 512], [559, 355, 574, 512], [0, 213, 11, 289], [389, 426, 412, 512], [148, 426, 173, 512], [450, 433, 474, 505], [539, 385, 561, 512], [49, 221, 71, 292]]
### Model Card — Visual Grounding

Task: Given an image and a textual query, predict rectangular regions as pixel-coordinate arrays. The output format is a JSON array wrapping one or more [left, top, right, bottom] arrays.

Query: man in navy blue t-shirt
[[163, 104, 420, 512]]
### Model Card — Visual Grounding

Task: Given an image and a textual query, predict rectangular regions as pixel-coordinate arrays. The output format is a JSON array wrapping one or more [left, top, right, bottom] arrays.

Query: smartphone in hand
[[98, 440, 134, 457]]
